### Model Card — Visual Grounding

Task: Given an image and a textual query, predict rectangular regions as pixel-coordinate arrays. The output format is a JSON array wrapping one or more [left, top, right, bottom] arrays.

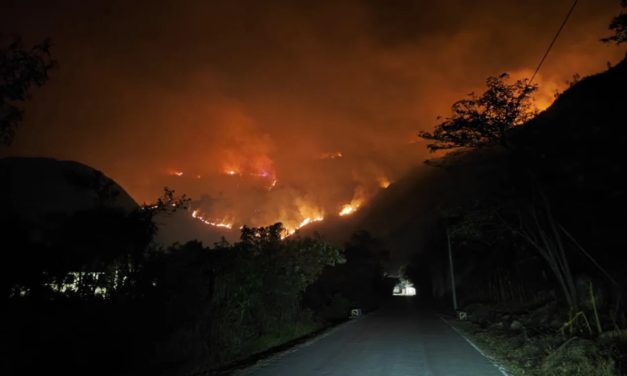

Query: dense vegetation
[[1, 36, 394, 376], [406, 54, 627, 374], [4, 189, 392, 375]]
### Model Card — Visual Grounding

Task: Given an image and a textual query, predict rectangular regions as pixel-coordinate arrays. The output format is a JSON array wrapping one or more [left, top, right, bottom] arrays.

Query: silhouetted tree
[[419, 74, 537, 151], [602, 0, 627, 44], [142, 186, 190, 213], [4, 186, 189, 300], [1, 37, 56, 145], [158, 225, 344, 367], [304, 231, 390, 319]]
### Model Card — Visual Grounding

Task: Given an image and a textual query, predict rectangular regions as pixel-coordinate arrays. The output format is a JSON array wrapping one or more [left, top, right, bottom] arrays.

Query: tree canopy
[[602, 0, 627, 44], [419, 74, 537, 152], [0, 37, 56, 145]]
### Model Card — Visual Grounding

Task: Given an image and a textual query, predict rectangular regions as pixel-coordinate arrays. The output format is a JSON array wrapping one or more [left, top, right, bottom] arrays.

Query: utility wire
[[529, 0, 580, 84]]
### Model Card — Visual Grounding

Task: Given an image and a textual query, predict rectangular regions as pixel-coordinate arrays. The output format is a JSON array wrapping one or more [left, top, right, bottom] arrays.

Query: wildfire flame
[[338, 203, 358, 216], [338, 187, 366, 217], [377, 177, 391, 189], [281, 216, 324, 238], [319, 151, 343, 160], [191, 209, 234, 229], [222, 164, 277, 191], [186, 178, 384, 234], [168, 170, 185, 177], [297, 216, 324, 229], [338, 199, 363, 216], [277, 200, 326, 238]]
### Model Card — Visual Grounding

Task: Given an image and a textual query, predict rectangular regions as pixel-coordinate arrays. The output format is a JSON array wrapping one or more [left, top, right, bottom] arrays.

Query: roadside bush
[[6, 220, 345, 375], [541, 338, 617, 375]]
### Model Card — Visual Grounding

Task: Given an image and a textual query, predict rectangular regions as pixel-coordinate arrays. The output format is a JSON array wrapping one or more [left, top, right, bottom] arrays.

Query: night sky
[[1, 0, 624, 232]]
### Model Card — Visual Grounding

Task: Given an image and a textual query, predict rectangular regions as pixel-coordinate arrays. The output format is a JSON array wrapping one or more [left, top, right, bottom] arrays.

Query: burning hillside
[[184, 168, 391, 238]]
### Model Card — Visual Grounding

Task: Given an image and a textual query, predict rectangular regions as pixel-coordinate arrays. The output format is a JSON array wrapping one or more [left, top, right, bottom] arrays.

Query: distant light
[[393, 281, 416, 296]]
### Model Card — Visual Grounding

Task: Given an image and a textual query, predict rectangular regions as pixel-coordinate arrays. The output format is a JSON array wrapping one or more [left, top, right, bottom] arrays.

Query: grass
[[242, 319, 324, 357], [168, 316, 327, 376], [451, 316, 621, 375], [453, 320, 542, 375]]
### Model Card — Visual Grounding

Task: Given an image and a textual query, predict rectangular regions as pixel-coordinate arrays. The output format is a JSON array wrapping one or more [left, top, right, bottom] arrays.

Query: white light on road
[[393, 281, 416, 296]]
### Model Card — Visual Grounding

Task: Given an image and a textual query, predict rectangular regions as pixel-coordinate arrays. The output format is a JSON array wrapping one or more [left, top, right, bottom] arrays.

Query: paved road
[[240, 297, 504, 376]]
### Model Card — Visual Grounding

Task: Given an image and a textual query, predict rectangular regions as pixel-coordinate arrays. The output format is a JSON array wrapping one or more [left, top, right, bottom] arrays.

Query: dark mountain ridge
[[0, 157, 137, 223]]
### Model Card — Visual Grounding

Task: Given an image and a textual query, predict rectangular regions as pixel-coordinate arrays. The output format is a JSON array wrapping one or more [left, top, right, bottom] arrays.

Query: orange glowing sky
[[1, 0, 625, 231]]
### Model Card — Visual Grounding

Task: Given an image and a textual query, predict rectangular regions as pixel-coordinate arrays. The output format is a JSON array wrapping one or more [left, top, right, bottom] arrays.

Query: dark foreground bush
[[6, 221, 345, 375]]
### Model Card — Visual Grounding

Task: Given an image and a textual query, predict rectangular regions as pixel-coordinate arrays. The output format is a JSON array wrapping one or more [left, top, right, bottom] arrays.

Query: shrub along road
[[239, 297, 505, 376]]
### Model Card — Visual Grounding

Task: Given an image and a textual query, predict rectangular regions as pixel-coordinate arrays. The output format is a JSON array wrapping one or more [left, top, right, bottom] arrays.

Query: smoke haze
[[2, 0, 624, 231]]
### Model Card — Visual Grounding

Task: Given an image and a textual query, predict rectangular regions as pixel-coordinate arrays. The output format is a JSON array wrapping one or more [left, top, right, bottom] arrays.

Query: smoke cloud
[[2, 0, 624, 233]]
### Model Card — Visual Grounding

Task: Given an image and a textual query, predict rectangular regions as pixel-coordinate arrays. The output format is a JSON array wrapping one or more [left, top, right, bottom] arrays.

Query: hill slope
[[0, 157, 137, 223], [304, 55, 627, 271]]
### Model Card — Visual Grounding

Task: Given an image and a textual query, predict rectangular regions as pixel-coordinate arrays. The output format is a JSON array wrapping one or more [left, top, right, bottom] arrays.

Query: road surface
[[240, 297, 505, 376]]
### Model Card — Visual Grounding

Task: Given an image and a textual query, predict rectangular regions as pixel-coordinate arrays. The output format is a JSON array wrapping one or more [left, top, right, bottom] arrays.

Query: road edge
[[440, 316, 511, 376], [231, 318, 359, 375]]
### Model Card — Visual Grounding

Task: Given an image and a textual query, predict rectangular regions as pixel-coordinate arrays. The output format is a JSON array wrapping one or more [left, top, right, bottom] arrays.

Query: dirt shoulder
[[446, 303, 626, 376]]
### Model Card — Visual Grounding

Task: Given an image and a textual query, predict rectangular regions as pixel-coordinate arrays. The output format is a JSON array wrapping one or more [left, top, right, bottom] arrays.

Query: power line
[[529, 0, 580, 84]]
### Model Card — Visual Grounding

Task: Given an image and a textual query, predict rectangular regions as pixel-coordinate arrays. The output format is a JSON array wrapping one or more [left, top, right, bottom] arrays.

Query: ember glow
[[268, 179, 278, 190], [255, 170, 270, 178], [221, 154, 277, 185]]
